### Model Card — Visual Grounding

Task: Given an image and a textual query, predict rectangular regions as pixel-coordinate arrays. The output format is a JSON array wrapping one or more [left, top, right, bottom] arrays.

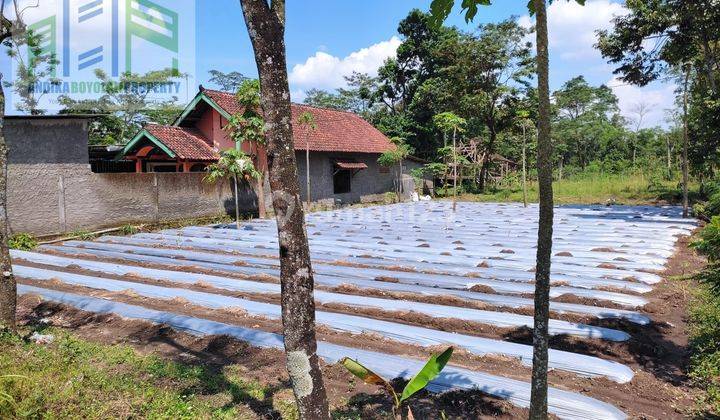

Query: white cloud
[[289, 36, 401, 96], [519, 0, 629, 60], [608, 77, 677, 128]]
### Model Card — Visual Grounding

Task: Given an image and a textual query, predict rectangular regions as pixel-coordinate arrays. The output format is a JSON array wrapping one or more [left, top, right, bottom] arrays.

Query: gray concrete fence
[[7, 164, 255, 236]]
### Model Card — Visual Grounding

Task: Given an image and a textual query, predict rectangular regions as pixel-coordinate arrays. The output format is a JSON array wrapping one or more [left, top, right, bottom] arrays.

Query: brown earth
[[15, 295, 528, 420], [12, 232, 707, 418]]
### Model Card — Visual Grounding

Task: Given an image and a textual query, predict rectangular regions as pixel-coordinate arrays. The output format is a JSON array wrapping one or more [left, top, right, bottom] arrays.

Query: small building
[[119, 87, 421, 204]]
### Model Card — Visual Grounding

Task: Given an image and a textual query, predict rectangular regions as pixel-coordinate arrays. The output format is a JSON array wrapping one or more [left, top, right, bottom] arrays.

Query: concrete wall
[[5, 117, 89, 165], [295, 151, 422, 204], [7, 164, 257, 236]]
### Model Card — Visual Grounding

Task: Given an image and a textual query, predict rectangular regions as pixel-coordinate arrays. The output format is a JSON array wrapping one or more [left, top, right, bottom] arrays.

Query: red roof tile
[[145, 125, 220, 161], [202, 89, 394, 154], [334, 161, 368, 170]]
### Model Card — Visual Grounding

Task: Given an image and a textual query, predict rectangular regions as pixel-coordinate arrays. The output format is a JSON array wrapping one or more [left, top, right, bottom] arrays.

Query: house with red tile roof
[[120, 87, 423, 204]]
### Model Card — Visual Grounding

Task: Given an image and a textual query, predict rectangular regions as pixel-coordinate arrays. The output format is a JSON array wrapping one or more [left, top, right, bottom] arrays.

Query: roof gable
[[121, 125, 219, 161], [176, 88, 394, 154]]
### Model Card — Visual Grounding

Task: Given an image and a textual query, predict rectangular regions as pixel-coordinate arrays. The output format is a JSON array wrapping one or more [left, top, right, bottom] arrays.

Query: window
[[333, 170, 352, 194]]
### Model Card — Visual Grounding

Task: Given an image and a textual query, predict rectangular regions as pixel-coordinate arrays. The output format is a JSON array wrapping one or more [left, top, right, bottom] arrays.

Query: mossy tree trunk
[[682, 66, 690, 218], [238, 1, 330, 418]]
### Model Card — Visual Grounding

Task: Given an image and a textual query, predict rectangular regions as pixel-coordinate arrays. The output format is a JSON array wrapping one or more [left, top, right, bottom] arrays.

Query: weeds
[[8, 233, 37, 251]]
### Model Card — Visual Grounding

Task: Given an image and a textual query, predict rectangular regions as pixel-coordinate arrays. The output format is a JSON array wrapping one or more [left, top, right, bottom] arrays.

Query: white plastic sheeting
[[152, 229, 663, 287], [87, 235, 652, 305], [36, 242, 651, 320], [17, 284, 627, 420], [11, 256, 630, 341], [12, 264, 633, 382]]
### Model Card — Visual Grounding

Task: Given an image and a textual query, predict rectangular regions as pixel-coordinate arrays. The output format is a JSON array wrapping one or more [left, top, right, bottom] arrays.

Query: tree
[[208, 70, 248, 92], [0, 0, 34, 332], [302, 72, 379, 118], [597, 0, 719, 95], [224, 79, 268, 219], [433, 112, 466, 211], [597, 0, 720, 178], [516, 110, 534, 207], [238, 1, 330, 418], [204, 149, 260, 228], [451, 19, 534, 191], [3, 24, 59, 114], [628, 101, 652, 165], [58, 69, 184, 144], [298, 111, 316, 206], [429, 1, 585, 418], [378, 137, 414, 201], [553, 76, 621, 171], [682, 65, 691, 218], [303, 88, 351, 110]]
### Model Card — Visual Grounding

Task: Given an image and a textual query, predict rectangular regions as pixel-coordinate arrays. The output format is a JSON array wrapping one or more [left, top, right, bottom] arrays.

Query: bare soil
[[12, 233, 706, 419], [15, 295, 528, 419]]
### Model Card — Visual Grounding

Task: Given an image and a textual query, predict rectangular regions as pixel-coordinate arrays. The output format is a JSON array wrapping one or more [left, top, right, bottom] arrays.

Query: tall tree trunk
[[452, 127, 458, 212], [530, 0, 554, 418], [0, 82, 15, 332], [522, 124, 528, 208], [682, 66, 690, 218], [239, 1, 330, 418], [666, 137, 672, 179], [558, 156, 563, 180], [233, 175, 241, 229]]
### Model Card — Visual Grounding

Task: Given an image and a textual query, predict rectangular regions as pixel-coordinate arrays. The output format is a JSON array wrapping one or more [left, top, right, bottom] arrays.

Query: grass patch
[[689, 264, 720, 416], [451, 172, 698, 205], [0, 327, 298, 419]]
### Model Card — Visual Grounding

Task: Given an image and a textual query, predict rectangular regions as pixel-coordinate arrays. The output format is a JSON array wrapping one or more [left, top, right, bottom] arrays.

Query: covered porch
[[119, 124, 220, 173]]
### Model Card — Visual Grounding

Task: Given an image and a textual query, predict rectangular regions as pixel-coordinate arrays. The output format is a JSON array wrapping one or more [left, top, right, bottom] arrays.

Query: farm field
[[8, 201, 699, 419]]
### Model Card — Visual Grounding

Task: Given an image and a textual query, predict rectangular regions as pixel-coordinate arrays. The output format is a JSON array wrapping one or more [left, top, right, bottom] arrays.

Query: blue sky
[[2, 0, 676, 127]]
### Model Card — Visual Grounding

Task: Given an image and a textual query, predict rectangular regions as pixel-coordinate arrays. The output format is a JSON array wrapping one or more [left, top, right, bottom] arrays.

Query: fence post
[[58, 174, 67, 233], [153, 173, 160, 222]]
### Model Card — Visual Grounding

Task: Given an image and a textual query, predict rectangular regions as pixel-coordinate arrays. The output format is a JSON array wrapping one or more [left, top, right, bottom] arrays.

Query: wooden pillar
[[183, 161, 191, 173], [135, 159, 143, 173]]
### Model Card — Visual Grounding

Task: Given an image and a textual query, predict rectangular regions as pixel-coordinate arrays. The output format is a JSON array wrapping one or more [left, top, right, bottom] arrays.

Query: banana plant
[[340, 347, 453, 419]]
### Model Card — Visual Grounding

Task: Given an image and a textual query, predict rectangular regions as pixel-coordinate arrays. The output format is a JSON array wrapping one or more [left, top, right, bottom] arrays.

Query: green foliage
[[692, 217, 720, 261], [339, 347, 453, 417], [432, 112, 466, 135], [399, 347, 454, 403], [0, 328, 279, 418], [689, 265, 720, 415], [58, 68, 184, 144], [3, 27, 60, 115], [208, 70, 248, 92], [428, 0, 585, 26], [119, 224, 139, 236], [8, 233, 37, 251], [204, 149, 260, 185], [70, 230, 96, 241], [225, 79, 267, 148], [298, 111, 317, 130]]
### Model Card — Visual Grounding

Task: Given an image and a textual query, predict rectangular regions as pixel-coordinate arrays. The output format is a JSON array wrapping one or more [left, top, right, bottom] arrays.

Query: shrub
[[119, 224, 138, 235], [70, 230, 96, 241], [692, 217, 720, 261], [8, 233, 37, 251], [690, 266, 720, 415]]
